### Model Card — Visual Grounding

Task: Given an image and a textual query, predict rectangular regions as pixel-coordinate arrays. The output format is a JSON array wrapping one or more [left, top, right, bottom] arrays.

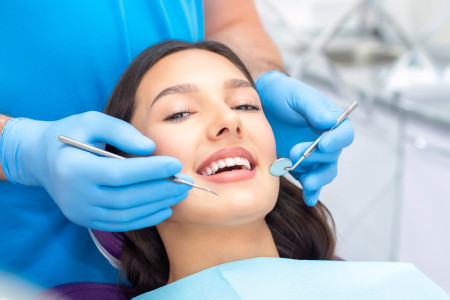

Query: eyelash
[[164, 109, 191, 122], [164, 103, 261, 122], [233, 104, 260, 111]]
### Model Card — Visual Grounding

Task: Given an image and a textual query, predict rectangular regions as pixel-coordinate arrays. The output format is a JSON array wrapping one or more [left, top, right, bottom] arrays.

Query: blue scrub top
[[0, 0, 204, 289]]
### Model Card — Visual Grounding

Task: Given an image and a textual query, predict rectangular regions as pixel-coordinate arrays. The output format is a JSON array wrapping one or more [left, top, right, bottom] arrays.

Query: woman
[[103, 41, 447, 299]]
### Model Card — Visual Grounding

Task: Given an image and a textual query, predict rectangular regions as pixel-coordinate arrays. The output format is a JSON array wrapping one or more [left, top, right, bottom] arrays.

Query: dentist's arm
[[0, 114, 12, 180], [205, 0, 355, 206], [204, 0, 284, 79]]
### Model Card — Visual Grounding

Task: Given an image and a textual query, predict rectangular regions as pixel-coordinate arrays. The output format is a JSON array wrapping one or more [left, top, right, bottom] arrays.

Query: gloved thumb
[[256, 71, 339, 129]]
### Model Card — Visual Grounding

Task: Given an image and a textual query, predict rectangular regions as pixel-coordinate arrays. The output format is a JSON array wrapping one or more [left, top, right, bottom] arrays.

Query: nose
[[207, 102, 242, 140]]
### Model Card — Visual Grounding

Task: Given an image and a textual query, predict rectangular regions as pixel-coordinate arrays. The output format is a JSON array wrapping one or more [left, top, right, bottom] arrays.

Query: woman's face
[[131, 49, 279, 227]]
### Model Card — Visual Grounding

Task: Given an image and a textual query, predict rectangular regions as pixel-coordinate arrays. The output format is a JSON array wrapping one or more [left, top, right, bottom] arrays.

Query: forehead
[[139, 49, 248, 89]]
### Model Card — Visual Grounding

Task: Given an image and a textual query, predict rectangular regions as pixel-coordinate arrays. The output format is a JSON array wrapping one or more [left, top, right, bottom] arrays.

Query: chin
[[169, 179, 279, 227], [223, 188, 272, 211]]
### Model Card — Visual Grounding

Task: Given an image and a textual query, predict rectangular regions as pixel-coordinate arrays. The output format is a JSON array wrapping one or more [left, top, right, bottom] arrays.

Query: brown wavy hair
[[104, 40, 336, 295]]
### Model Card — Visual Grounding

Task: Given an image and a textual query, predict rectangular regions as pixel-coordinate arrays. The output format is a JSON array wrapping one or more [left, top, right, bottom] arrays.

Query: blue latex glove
[[256, 71, 354, 206], [0, 112, 192, 231]]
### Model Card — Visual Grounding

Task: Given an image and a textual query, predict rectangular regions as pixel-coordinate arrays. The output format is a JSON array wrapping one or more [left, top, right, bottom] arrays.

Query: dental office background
[[1, 1, 448, 298], [254, 0, 450, 293]]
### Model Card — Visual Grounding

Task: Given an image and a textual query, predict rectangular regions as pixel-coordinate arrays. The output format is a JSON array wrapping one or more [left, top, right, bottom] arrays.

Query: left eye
[[234, 104, 260, 111]]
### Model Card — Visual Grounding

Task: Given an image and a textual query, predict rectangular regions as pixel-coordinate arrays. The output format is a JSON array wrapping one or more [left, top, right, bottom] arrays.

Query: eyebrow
[[150, 78, 253, 107], [223, 78, 253, 89], [151, 83, 198, 107]]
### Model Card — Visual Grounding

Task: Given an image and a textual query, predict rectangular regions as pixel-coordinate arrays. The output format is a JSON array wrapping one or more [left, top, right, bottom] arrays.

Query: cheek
[[251, 117, 277, 162], [145, 125, 195, 173]]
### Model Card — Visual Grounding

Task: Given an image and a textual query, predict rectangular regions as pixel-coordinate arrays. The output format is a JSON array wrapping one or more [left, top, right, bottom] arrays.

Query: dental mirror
[[269, 158, 292, 176], [270, 101, 358, 177]]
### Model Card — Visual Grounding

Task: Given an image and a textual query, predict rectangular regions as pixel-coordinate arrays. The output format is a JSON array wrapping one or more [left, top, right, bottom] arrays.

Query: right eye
[[164, 110, 192, 122]]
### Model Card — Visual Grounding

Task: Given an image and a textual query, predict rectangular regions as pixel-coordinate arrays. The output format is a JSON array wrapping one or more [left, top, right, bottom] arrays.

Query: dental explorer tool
[[58, 135, 220, 196], [269, 101, 358, 176]]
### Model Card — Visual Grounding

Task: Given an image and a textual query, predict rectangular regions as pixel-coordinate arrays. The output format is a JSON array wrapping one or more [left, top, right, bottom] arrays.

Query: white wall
[[255, 0, 450, 293]]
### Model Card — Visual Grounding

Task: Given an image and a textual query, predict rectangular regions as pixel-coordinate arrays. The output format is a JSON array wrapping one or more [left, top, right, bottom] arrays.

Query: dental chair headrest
[[89, 229, 123, 269], [36, 282, 137, 300]]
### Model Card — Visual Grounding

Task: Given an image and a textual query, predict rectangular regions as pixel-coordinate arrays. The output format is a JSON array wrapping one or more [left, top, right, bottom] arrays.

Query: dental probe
[[269, 101, 358, 176], [58, 135, 220, 196]]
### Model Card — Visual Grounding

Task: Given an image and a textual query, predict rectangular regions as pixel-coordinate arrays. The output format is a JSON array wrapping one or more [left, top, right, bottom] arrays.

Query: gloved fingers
[[89, 208, 174, 232], [299, 163, 337, 191], [84, 156, 183, 186], [289, 142, 341, 173], [90, 191, 188, 225], [302, 188, 322, 207], [76, 111, 155, 156], [318, 119, 354, 153], [94, 177, 192, 209]]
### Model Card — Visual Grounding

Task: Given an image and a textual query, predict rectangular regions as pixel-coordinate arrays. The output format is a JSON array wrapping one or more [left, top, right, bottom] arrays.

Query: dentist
[[0, 0, 353, 289]]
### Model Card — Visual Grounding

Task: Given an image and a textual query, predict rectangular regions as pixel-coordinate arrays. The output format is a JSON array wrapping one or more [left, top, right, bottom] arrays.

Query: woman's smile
[[195, 146, 256, 183]]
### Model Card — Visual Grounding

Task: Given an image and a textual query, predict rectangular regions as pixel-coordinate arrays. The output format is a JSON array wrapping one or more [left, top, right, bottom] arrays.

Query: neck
[[157, 219, 279, 284]]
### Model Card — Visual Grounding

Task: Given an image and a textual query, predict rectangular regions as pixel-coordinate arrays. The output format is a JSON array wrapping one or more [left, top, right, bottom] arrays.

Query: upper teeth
[[201, 157, 251, 176]]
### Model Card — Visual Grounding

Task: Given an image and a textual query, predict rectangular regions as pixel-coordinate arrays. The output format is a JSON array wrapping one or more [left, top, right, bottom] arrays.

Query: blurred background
[[254, 0, 450, 293]]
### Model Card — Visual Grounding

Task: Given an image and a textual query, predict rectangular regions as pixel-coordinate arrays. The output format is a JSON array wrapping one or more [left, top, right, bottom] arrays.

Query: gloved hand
[[0, 111, 192, 231], [256, 71, 354, 206]]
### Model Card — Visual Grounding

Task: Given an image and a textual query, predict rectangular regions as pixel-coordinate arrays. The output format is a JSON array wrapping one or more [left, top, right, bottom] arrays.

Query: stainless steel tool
[[59, 135, 219, 196]]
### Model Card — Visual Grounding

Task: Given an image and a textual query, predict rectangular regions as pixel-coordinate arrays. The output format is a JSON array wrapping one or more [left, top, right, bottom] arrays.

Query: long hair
[[103, 40, 336, 295]]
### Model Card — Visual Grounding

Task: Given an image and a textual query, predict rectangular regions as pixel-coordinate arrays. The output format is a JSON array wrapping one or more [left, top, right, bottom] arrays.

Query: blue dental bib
[[134, 257, 448, 300]]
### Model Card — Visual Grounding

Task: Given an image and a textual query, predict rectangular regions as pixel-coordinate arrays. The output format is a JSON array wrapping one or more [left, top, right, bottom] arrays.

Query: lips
[[196, 147, 256, 183]]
